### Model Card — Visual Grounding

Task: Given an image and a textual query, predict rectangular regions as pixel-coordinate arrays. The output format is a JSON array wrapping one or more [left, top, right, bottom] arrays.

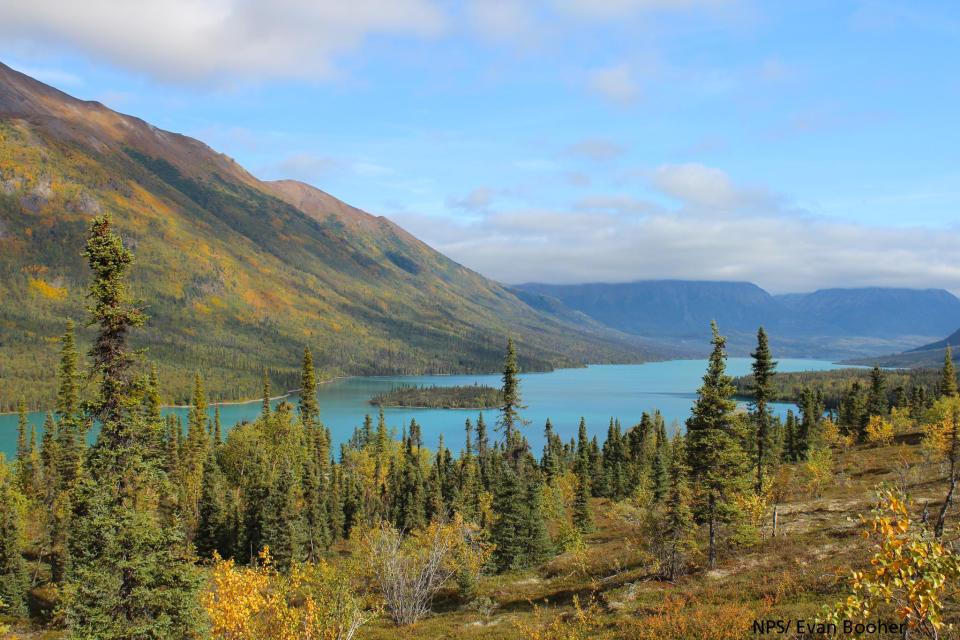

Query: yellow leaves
[[802, 447, 833, 498], [27, 277, 67, 300], [826, 489, 960, 635], [865, 416, 895, 446], [203, 547, 378, 640]]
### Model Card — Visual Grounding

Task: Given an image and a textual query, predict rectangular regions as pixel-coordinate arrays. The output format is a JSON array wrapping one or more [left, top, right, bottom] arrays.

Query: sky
[[1, 0, 958, 293]]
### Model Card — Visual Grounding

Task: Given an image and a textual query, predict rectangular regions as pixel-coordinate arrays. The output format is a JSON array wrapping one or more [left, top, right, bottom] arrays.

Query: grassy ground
[[4, 434, 958, 639], [361, 434, 958, 640]]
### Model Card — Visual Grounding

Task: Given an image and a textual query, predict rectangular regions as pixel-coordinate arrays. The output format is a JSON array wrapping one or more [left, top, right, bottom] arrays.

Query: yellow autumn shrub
[[865, 416, 894, 446], [827, 489, 960, 638], [202, 547, 379, 640]]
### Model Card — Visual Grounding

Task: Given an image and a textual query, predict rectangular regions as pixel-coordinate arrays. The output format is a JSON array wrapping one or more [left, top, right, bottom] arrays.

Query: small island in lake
[[369, 384, 504, 409]]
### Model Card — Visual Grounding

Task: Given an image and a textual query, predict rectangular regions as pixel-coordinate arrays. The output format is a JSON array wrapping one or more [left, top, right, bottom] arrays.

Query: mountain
[[514, 280, 783, 341], [841, 327, 960, 369], [0, 62, 658, 408], [907, 327, 960, 353], [774, 288, 960, 337], [514, 281, 960, 358]]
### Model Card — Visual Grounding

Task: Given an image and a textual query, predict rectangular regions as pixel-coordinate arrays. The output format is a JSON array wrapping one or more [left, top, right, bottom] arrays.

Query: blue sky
[[2, 0, 958, 292]]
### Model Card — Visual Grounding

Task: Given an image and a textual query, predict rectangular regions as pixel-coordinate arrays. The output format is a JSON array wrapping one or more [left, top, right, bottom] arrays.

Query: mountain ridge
[[515, 280, 960, 358], [0, 62, 658, 409]]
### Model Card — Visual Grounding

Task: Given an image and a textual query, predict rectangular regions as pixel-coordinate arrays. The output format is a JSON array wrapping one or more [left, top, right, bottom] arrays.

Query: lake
[[0, 358, 852, 459]]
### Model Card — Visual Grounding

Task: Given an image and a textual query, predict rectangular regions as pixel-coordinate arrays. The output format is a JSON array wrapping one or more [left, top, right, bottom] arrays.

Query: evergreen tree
[[195, 452, 232, 560], [498, 338, 528, 464], [181, 372, 209, 535], [491, 460, 526, 570], [0, 466, 28, 616], [63, 214, 202, 639], [15, 400, 28, 490], [867, 366, 887, 417], [213, 404, 222, 444], [541, 418, 560, 480], [261, 372, 272, 418], [57, 319, 80, 417], [650, 441, 668, 503], [685, 322, 750, 568], [393, 437, 426, 531], [573, 418, 593, 532], [299, 346, 320, 429], [659, 432, 696, 580], [942, 346, 957, 398], [476, 412, 491, 489], [797, 388, 824, 454], [524, 478, 552, 564], [55, 321, 84, 488], [260, 461, 305, 572], [749, 327, 777, 494]]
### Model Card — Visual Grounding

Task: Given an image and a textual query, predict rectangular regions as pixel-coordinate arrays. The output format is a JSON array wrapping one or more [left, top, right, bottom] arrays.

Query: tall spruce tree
[[867, 366, 887, 417], [63, 214, 202, 639], [491, 459, 526, 570], [749, 327, 777, 494], [686, 322, 750, 568], [497, 338, 528, 463], [942, 346, 958, 398], [660, 432, 696, 580], [573, 418, 593, 533], [0, 465, 28, 617]]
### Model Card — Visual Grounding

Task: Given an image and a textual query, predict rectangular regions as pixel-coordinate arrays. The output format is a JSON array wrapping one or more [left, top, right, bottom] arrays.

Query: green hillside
[[0, 63, 656, 409]]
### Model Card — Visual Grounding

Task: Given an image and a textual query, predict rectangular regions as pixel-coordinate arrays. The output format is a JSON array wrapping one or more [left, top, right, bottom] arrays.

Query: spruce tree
[[213, 404, 222, 444], [686, 322, 750, 568], [63, 214, 202, 639], [660, 432, 696, 580], [0, 466, 28, 616], [498, 338, 528, 464], [261, 372, 272, 417], [15, 400, 28, 490], [573, 418, 593, 532], [491, 459, 526, 570], [867, 366, 887, 417], [541, 418, 559, 480], [524, 477, 552, 564], [476, 412, 491, 489], [942, 346, 957, 398], [55, 321, 84, 488], [749, 327, 777, 494], [195, 452, 232, 560], [299, 346, 320, 428]]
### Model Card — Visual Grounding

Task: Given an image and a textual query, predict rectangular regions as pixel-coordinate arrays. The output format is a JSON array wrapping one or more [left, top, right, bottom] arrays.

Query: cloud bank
[[0, 0, 445, 82], [391, 163, 960, 293]]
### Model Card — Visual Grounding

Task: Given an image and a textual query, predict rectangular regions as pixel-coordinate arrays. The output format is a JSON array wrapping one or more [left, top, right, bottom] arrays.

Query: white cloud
[[467, 0, 541, 45], [555, 0, 731, 19], [0, 0, 446, 83], [447, 187, 497, 212], [390, 163, 960, 293], [652, 163, 778, 211], [588, 64, 640, 105]]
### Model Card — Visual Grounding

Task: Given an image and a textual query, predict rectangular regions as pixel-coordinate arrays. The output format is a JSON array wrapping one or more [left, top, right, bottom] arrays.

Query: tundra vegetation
[[1, 215, 958, 639]]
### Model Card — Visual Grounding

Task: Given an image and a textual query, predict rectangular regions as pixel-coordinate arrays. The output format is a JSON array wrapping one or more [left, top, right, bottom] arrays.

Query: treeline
[[734, 367, 942, 411], [1, 215, 959, 638], [369, 383, 504, 408]]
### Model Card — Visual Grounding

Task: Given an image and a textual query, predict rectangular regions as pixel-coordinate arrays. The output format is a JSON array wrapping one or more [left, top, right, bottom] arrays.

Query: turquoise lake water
[[0, 358, 853, 460]]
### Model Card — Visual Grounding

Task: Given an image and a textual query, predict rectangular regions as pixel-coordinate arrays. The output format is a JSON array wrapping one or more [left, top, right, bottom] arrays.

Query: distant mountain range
[[514, 281, 960, 359], [843, 327, 960, 369], [0, 62, 657, 406]]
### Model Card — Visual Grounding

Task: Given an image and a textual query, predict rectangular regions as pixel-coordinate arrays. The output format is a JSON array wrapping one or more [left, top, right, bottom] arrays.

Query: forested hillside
[[0, 63, 656, 410]]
